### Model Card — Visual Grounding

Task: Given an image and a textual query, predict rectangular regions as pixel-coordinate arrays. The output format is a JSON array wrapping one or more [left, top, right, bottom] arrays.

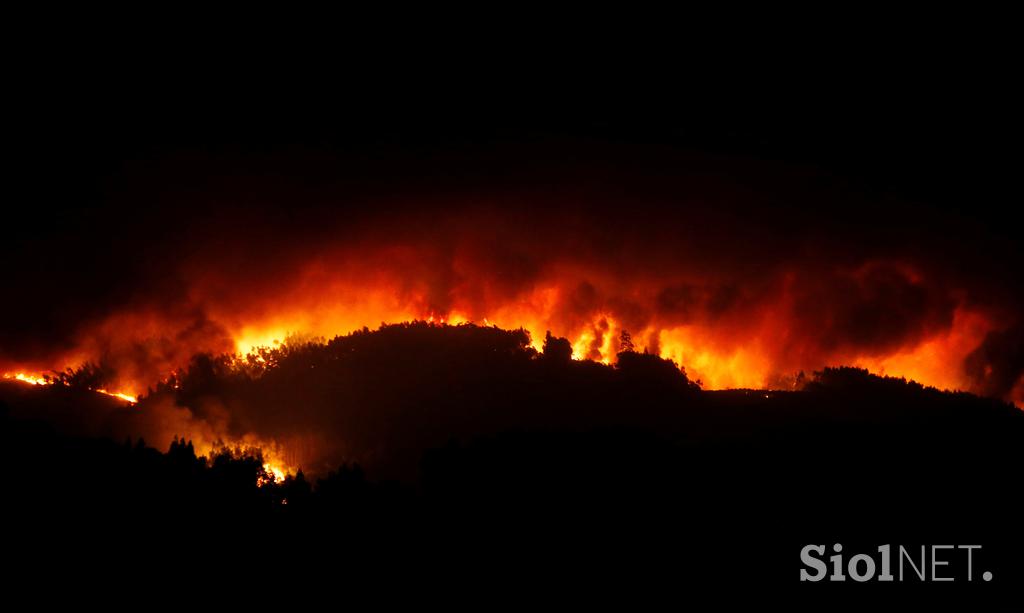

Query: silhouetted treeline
[[1, 325, 1021, 608], [140, 322, 703, 478]]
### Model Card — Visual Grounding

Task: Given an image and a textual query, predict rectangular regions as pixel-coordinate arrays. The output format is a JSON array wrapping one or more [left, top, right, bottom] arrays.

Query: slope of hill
[[1, 324, 1020, 607]]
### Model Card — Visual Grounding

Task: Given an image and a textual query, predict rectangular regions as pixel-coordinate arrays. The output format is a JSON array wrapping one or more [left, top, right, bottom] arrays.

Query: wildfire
[[95, 389, 139, 403], [4, 371, 293, 483], [3, 252, 1021, 483], [2, 372, 138, 404], [3, 306, 1019, 487], [169, 253, 1008, 400], [215, 306, 995, 396], [4, 372, 50, 386], [3, 298, 1012, 405], [234, 330, 284, 356], [261, 462, 290, 486]]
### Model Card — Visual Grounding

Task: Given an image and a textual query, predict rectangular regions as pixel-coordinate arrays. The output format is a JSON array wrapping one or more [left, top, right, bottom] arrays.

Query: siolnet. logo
[[800, 544, 993, 583]]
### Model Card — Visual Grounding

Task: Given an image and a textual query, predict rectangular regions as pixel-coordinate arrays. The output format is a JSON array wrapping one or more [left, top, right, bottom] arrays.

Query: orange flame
[[2, 372, 137, 403], [3, 372, 51, 386], [3, 252, 1021, 479]]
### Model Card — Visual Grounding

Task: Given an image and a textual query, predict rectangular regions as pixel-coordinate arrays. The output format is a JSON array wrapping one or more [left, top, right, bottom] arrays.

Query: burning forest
[[2, 161, 1022, 478], [2, 41, 1023, 605]]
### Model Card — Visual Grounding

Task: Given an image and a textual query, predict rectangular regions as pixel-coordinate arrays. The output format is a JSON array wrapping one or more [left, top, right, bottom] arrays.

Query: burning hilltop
[[2, 143, 1022, 477], [3, 221, 1019, 407], [4, 321, 1020, 483]]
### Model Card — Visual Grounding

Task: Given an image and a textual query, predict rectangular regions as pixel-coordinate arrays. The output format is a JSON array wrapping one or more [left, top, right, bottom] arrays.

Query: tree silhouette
[[619, 329, 634, 353], [542, 330, 573, 363]]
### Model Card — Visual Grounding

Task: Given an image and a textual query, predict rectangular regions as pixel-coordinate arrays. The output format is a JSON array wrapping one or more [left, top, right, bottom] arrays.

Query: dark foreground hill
[[1, 323, 1021, 609]]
